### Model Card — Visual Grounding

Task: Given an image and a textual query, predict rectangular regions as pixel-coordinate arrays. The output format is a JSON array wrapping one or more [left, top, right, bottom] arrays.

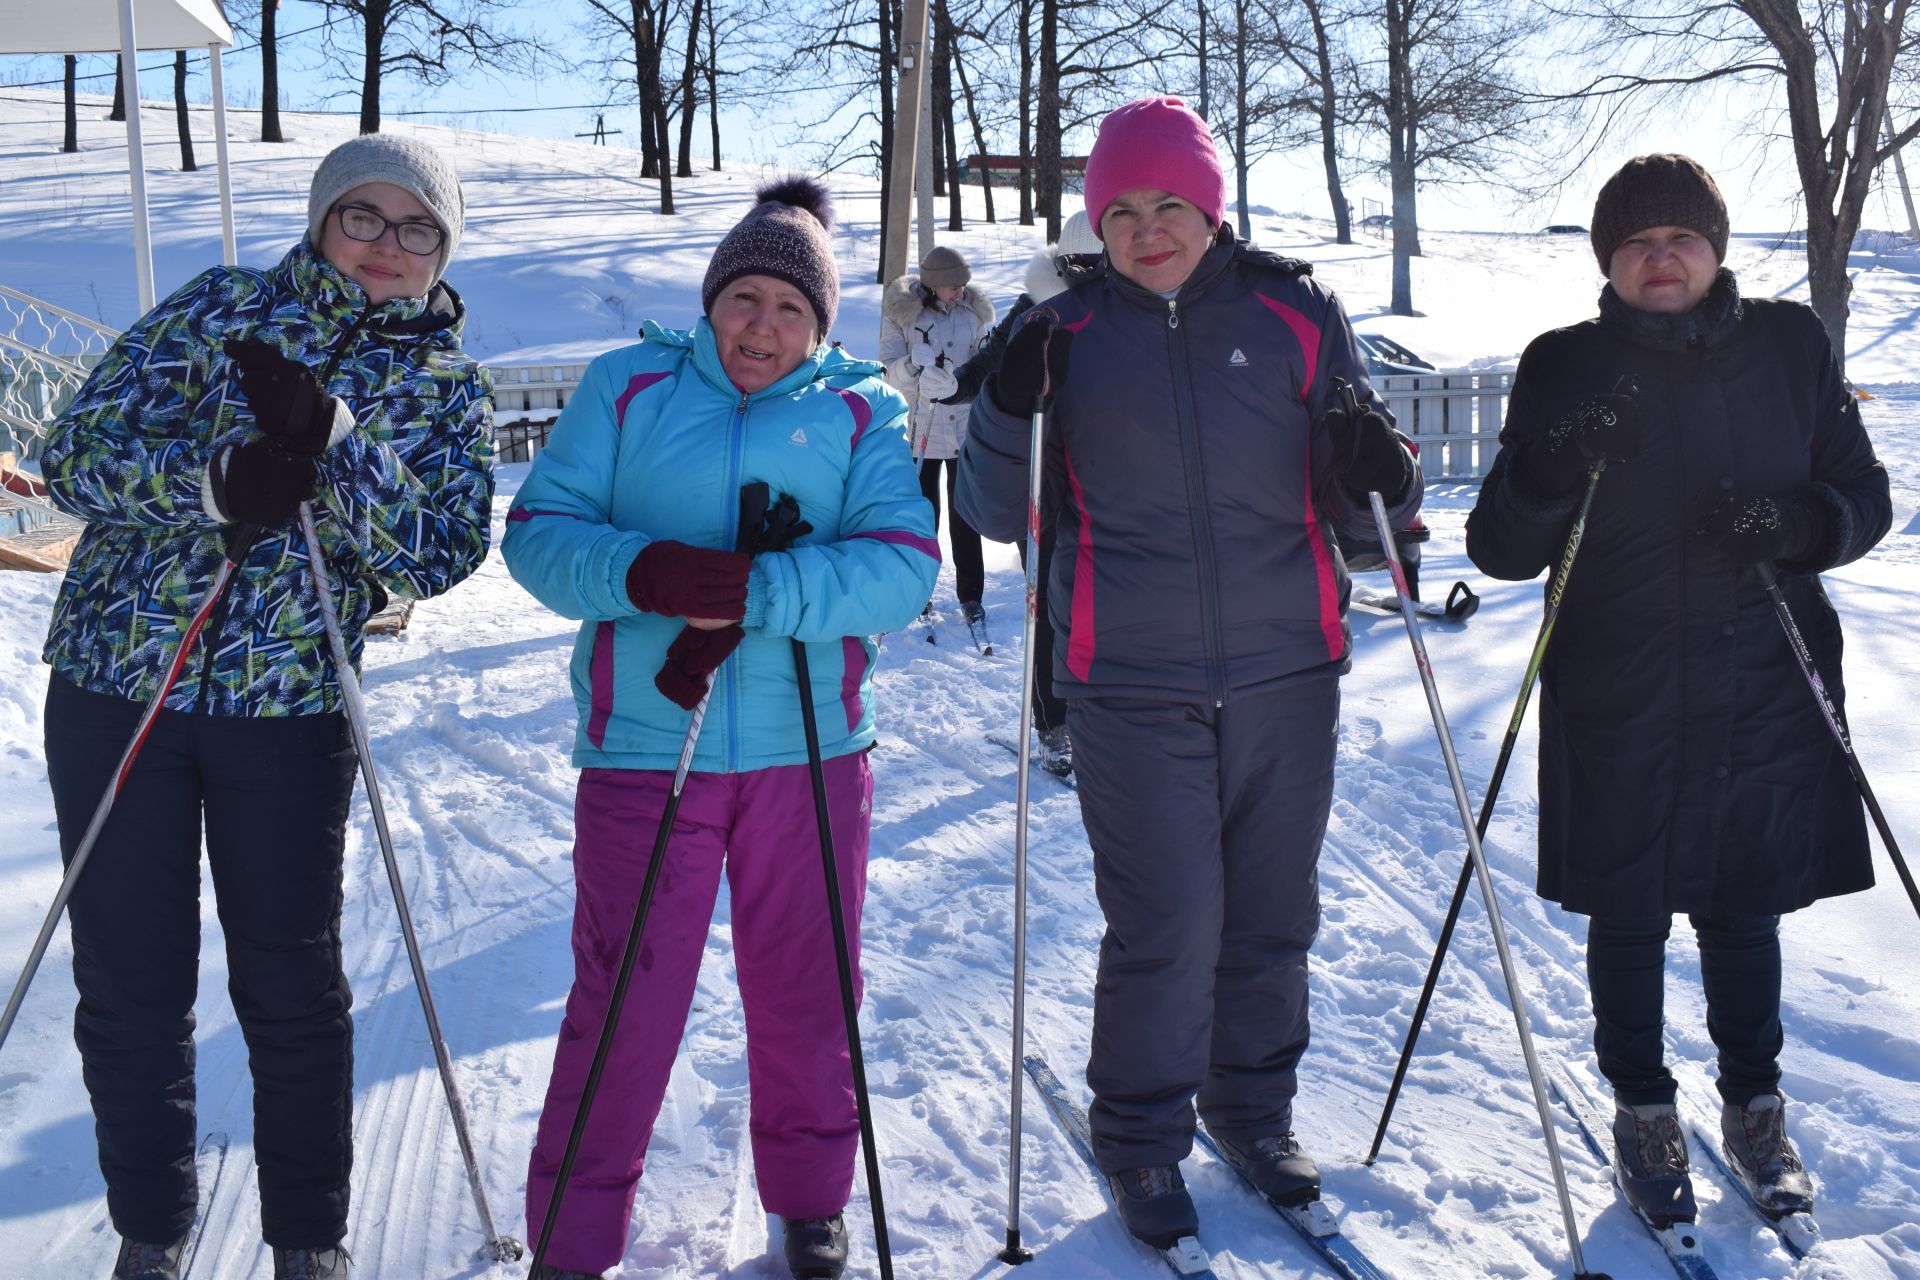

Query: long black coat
[[1466, 272, 1891, 918]]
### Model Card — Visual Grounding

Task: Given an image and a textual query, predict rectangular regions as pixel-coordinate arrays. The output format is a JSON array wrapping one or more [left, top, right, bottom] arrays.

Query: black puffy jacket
[[1466, 271, 1890, 917], [957, 227, 1422, 705]]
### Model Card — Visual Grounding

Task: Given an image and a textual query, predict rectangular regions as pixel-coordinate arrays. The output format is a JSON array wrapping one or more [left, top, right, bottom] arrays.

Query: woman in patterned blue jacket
[[503, 179, 936, 1280], [39, 135, 492, 1280]]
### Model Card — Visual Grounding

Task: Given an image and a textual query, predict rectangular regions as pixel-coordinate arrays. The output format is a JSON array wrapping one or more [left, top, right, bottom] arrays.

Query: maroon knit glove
[[654, 625, 744, 710], [626, 540, 751, 620]]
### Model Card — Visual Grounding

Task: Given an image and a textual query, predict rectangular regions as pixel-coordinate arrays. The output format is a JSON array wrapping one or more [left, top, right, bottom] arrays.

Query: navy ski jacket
[[956, 227, 1422, 704]]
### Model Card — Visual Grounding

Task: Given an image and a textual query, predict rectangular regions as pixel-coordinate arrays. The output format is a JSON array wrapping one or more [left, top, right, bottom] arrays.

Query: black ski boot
[[112, 1237, 186, 1280], [272, 1245, 348, 1279], [1105, 1165, 1200, 1250], [782, 1213, 848, 1279], [962, 600, 986, 626], [1611, 1100, 1697, 1228], [1036, 725, 1073, 778], [1208, 1128, 1322, 1207], [1721, 1091, 1815, 1216]]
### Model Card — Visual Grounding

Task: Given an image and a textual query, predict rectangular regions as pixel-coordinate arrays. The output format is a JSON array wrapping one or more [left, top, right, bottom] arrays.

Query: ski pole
[[1754, 559, 1920, 921], [530, 660, 718, 1273], [997, 390, 1050, 1267], [296, 505, 523, 1264], [1, 523, 259, 1057], [789, 633, 895, 1280], [1348, 394, 1606, 1280], [1366, 460, 1607, 1163]]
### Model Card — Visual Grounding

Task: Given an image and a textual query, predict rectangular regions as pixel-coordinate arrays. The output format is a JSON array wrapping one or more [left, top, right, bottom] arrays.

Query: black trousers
[[919, 455, 985, 606], [44, 675, 358, 1248], [1015, 524, 1067, 733], [1069, 677, 1339, 1171], [1586, 910, 1784, 1108]]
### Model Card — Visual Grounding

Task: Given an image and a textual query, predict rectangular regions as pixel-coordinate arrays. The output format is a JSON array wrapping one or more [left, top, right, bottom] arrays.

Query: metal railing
[[1376, 368, 1513, 481], [0, 284, 117, 463]]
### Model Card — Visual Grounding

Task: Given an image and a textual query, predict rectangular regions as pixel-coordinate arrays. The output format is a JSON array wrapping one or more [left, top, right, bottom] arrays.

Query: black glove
[[1323, 402, 1411, 498], [1704, 492, 1825, 566], [654, 624, 744, 710], [991, 312, 1074, 415], [226, 338, 339, 457], [1517, 393, 1640, 496], [214, 440, 317, 526]]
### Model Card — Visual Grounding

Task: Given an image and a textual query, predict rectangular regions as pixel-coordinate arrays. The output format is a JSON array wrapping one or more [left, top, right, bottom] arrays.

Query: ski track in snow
[[3, 95, 1919, 1278]]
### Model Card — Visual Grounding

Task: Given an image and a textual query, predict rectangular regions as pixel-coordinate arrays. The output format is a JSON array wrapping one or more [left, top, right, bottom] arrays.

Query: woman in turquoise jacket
[[503, 179, 936, 1280]]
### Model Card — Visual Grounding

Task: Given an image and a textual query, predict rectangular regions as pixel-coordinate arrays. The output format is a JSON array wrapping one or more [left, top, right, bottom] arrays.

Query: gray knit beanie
[[307, 134, 466, 287], [702, 177, 840, 336], [1590, 153, 1728, 271], [919, 245, 971, 289]]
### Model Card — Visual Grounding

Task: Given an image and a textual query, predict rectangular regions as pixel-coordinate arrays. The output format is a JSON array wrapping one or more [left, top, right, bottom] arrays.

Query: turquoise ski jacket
[[502, 320, 938, 773]]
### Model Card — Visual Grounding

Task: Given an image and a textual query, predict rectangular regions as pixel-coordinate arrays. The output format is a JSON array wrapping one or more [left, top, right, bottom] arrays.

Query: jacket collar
[[1598, 267, 1742, 352], [645, 317, 834, 402], [274, 239, 464, 340]]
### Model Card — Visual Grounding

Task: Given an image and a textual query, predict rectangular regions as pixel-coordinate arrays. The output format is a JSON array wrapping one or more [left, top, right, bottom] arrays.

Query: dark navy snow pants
[[1586, 910, 1785, 1108], [1068, 676, 1339, 1172], [44, 675, 358, 1249]]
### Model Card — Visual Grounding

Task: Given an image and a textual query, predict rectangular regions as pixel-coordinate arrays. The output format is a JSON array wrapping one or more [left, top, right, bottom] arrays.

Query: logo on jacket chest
[[789, 426, 809, 448], [1228, 348, 1249, 367]]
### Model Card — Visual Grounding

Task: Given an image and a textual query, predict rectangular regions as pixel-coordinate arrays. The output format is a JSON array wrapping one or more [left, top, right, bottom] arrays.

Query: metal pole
[[1364, 487, 1605, 1280], [117, 0, 156, 311], [207, 44, 237, 266], [1754, 559, 1920, 920], [880, 0, 932, 289], [1367, 462, 1606, 1163], [997, 392, 1050, 1266], [297, 506, 523, 1263]]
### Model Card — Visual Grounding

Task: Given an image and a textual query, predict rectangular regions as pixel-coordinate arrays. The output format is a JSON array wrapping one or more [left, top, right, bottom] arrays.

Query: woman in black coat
[[1466, 155, 1890, 1231]]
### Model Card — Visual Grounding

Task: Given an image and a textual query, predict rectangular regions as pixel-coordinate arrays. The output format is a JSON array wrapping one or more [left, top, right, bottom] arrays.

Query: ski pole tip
[[484, 1234, 526, 1262], [998, 1227, 1035, 1265]]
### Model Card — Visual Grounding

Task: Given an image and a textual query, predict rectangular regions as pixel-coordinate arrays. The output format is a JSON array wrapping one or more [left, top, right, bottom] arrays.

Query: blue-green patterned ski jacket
[[40, 240, 495, 717]]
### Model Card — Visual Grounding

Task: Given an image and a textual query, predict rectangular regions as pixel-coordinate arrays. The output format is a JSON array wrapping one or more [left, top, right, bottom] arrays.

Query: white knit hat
[[307, 134, 466, 287], [1023, 211, 1103, 301]]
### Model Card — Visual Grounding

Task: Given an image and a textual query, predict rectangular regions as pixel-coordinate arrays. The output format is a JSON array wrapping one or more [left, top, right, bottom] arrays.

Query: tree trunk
[[633, 0, 660, 180], [930, 27, 947, 199], [1306, 0, 1348, 243], [952, 39, 994, 222], [655, 98, 675, 212], [261, 0, 284, 142], [1197, 1, 1208, 123], [936, 0, 963, 228], [1018, 0, 1034, 225], [1233, 0, 1249, 239], [705, 0, 721, 170], [877, 0, 897, 281], [63, 56, 78, 152], [1037, 0, 1061, 240], [174, 51, 197, 171], [1386, 0, 1414, 314], [359, 0, 387, 133], [109, 61, 125, 122], [676, 0, 703, 176]]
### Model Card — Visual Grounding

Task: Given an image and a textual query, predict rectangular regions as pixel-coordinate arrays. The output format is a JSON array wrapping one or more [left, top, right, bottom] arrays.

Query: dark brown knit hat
[[702, 176, 839, 336], [1590, 154, 1729, 271]]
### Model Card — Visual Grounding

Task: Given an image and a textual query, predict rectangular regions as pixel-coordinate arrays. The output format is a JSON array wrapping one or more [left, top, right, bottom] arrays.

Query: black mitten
[[1518, 393, 1640, 496], [213, 440, 317, 526], [1704, 493, 1824, 566], [991, 312, 1074, 415], [1324, 403, 1411, 498], [225, 338, 339, 457]]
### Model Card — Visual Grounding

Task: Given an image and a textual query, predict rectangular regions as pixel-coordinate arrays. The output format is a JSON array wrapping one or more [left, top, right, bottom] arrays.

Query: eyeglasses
[[332, 204, 444, 257]]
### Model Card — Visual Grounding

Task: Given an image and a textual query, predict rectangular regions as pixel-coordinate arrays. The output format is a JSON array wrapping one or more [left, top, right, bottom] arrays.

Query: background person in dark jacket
[[957, 96, 1421, 1251], [944, 210, 1103, 775], [1465, 154, 1890, 1231]]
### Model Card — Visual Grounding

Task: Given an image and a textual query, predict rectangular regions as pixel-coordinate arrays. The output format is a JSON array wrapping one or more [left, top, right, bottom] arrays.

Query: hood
[[884, 274, 995, 329]]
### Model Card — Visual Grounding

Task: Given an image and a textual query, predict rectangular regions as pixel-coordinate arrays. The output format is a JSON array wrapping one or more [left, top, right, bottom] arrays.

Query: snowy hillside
[[2, 91, 1918, 1279]]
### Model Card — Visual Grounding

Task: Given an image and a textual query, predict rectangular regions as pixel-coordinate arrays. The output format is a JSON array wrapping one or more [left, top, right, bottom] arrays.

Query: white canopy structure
[[0, 0, 238, 312]]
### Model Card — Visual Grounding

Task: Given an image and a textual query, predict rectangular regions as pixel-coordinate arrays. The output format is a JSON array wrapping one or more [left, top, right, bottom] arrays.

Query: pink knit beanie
[[1083, 96, 1226, 240]]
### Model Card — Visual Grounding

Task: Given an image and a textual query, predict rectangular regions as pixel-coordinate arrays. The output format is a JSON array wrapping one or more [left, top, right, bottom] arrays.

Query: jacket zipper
[[194, 302, 372, 714], [724, 392, 750, 772], [1165, 298, 1227, 706]]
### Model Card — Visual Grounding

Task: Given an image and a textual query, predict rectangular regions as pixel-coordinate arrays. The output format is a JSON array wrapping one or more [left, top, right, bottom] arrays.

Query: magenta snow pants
[[525, 751, 872, 1273]]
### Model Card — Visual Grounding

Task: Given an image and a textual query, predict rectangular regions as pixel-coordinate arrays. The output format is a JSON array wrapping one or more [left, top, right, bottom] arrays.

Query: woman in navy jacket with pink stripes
[[957, 97, 1421, 1252]]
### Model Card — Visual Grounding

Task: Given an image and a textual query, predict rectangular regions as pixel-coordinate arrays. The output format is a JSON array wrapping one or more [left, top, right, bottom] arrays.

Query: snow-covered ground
[[2, 91, 1917, 1279]]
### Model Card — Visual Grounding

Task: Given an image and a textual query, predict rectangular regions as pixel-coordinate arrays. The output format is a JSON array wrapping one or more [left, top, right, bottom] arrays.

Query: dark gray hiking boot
[[272, 1246, 348, 1279], [1105, 1164, 1200, 1250], [1611, 1100, 1697, 1228], [1036, 725, 1074, 778], [782, 1213, 848, 1279], [529, 1265, 604, 1280], [1209, 1128, 1322, 1207], [112, 1237, 186, 1280], [1721, 1091, 1815, 1216]]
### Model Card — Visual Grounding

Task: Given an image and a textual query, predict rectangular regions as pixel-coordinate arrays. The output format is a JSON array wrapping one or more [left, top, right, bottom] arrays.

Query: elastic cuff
[[742, 560, 773, 630]]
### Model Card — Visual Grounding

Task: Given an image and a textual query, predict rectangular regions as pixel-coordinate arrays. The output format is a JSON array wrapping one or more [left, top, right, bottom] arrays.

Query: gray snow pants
[[1068, 675, 1339, 1172]]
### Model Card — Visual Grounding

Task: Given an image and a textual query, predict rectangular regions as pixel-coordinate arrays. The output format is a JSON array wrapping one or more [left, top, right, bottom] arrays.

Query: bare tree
[[1353, 0, 1542, 314], [174, 51, 198, 171], [64, 56, 78, 152], [675, 0, 705, 176], [313, 0, 538, 134], [1288, 0, 1355, 243], [1547, 0, 1920, 365], [581, 0, 677, 211], [225, 0, 286, 141], [109, 59, 125, 123]]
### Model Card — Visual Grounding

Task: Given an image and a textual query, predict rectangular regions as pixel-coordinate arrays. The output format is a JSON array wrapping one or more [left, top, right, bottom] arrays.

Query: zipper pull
[[1167, 299, 1180, 330]]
